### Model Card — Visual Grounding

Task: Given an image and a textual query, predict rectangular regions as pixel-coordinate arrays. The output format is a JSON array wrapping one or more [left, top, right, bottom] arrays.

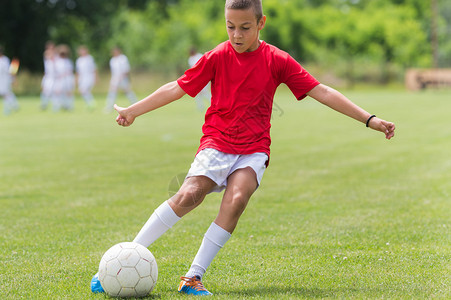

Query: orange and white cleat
[[178, 275, 212, 296]]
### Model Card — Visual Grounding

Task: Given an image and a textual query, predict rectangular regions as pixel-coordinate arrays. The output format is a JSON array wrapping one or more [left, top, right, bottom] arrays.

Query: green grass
[[1, 88, 450, 299]]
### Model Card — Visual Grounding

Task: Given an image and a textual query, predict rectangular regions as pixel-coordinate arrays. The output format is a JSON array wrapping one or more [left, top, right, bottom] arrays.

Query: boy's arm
[[307, 84, 395, 139], [115, 81, 186, 127]]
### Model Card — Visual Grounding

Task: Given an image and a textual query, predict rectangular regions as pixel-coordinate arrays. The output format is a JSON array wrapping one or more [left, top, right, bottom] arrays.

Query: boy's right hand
[[114, 104, 135, 127]]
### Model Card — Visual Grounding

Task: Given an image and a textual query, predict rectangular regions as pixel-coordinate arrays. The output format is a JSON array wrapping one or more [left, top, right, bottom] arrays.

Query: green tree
[[0, 0, 154, 71], [108, 0, 225, 73], [288, 3, 429, 85], [0, 0, 52, 71], [1, 0, 448, 80]]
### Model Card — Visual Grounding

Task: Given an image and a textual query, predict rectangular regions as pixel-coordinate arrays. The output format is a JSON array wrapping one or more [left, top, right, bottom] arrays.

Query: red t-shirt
[[177, 40, 320, 161]]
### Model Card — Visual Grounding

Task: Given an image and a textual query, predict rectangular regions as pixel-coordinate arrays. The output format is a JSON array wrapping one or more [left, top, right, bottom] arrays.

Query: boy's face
[[225, 8, 266, 53]]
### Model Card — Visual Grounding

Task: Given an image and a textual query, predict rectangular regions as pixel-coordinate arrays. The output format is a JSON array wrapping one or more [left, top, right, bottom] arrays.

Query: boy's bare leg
[[168, 175, 217, 217], [184, 167, 258, 281], [215, 167, 258, 233], [133, 175, 216, 247]]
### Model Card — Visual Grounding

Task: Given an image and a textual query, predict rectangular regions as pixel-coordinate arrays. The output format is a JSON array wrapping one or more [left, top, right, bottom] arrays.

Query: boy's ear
[[258, 15, 266, 30]]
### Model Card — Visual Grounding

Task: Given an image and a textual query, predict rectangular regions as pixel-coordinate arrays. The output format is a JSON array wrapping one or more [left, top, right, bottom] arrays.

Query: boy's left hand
[[368, 117, 395, 139]]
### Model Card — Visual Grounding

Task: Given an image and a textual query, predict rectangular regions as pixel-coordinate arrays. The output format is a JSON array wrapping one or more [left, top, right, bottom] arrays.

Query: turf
[[1, 88, 450, 299]]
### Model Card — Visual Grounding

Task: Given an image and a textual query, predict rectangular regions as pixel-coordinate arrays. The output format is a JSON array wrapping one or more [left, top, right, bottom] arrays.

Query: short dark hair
[[225, 0, 263, 22]]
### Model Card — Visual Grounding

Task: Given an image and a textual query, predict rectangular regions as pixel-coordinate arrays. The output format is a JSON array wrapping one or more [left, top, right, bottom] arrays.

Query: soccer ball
[[98, 242, 158, 298]]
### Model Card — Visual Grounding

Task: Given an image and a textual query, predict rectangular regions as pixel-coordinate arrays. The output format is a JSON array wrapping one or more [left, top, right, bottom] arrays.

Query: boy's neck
[[248, 39, 262, 52]]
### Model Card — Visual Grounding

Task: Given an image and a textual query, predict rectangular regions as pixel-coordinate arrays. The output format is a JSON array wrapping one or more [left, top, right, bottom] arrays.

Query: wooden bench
[[405, 69, 451, 91]]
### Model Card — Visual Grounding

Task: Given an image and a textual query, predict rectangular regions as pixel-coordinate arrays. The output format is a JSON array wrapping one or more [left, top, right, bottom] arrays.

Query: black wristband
[[366, 115, 376, 127]]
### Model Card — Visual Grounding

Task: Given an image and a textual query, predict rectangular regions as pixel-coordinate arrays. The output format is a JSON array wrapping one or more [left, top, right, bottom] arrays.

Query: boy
[[104, 46, 137, 113], [75, 45, 97, 110], [0, 46, 19, 115], [52, 44, 75, 112], [91, 0, 395, 296], [40, 41, 55, 110]]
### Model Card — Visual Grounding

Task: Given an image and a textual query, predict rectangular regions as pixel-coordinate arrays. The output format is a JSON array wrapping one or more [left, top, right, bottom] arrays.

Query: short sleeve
[[280, 55, 320, 100], [177, 54, 215, 98]]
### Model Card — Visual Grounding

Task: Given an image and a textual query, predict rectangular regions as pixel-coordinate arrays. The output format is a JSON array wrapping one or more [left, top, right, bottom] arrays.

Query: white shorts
[[186, 148, 268, 193]]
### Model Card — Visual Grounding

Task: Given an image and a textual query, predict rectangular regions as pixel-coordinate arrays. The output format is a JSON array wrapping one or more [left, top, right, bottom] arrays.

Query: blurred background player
[[104, 46, 137, 113], [188, 47, 211, 111], [40, 41, 55, 110], [76, 45, 97, 110], [52, 44, 75, 112], [0, 45, 19, 115]]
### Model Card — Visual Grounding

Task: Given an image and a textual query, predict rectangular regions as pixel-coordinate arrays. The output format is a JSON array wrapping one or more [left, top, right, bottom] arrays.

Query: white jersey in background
[[110, 54, 130, 85], [76, 54, 96, 86], [0, 55, 19, 115], [105, 53, 136, 112], [42, 58, 55, 92], [0, 56, 12, 94], [188, 53, 203, 69], [188, 52, 211, 111], [40, 52, 56, 110], [76, 54, 97, 108], [52, 56, 75, 111]]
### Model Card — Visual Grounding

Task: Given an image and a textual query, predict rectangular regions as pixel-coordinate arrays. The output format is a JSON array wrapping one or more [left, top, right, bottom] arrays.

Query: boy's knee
[[171, 179, 210, 209], [227, 191, 250, 213]]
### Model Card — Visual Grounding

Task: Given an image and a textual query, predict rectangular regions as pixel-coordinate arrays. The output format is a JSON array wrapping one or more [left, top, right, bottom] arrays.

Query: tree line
[[1, 0, 450, 84]]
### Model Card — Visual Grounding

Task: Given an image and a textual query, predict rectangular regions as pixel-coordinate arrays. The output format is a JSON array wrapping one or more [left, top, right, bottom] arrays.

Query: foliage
[[0, 0, 450, 83], [110, 0, 226, 72], [98, 0, 450, 80], [0, 0, 51, 71], [301, 3, 430, 84]]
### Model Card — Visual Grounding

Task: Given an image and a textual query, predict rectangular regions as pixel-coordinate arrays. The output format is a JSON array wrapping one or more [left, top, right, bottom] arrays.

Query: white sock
[[185, 222, 231, 279], [133, 201, 181, 248]]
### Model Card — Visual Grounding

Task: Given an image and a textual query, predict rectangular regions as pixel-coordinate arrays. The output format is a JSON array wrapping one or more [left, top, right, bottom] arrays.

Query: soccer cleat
[[90, 273, 104, 293], [178, 276, 212, 296]]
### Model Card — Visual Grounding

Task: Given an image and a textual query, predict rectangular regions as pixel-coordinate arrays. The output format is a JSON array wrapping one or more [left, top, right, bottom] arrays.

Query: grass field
[[1, 88, 450, 299]]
